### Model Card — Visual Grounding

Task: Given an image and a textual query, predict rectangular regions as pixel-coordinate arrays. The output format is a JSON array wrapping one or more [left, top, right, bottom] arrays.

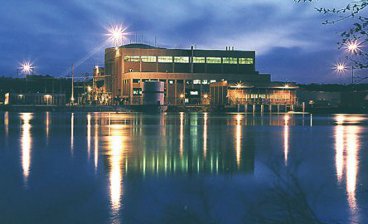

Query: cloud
[[0, 0, 352, 83]]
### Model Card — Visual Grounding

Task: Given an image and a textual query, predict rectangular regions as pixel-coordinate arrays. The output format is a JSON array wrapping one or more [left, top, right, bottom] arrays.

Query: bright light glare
[[345, 40, 361, 54], [107, 25, 128, 48], [19, 61, 34, 75], [335, 63, 346, 73]]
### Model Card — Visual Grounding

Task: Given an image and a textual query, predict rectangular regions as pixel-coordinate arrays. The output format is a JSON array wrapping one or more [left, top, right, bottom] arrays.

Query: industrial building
[[100, 43, 297, 108]]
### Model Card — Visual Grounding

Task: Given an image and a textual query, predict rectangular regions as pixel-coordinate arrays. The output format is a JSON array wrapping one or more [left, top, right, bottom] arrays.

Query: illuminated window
[[206, 57, 221, 64], [158, 56, 173, 63], [190, 91, 199, 96], [202, 80, 208, 84], [239, 58, 254, 64], [210, 80, 217, 83], [141, 56, 156, 62], [133, 88, 142, 95], [174, 57, 189, 63], [124, 56, 140, 62], [193, 57, 205, 63], [169, 80, 174, 84], [193, 80, 201, 84], [223, 57, 237, 64]]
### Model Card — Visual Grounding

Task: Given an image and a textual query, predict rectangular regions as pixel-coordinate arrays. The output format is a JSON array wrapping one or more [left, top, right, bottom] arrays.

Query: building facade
[[104, 43, 296, 106]]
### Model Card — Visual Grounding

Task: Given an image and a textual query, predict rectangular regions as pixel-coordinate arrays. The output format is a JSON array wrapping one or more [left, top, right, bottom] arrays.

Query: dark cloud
[[0, 0, 351, 83]]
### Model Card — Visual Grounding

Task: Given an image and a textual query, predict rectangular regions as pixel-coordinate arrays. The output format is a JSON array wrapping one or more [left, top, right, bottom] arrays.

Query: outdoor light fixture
[[19, 61, 34, 75], [180, 94, 185, 98], [203, 94, 208, 99], [235, 82, 244, 88], [335, 63, 347, 73], [107, 25, 127, 48], [345, 40, 361, 54]]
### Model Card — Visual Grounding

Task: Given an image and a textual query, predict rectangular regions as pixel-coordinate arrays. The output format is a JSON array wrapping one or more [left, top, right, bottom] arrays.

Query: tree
[[296, 0, 368, 68]]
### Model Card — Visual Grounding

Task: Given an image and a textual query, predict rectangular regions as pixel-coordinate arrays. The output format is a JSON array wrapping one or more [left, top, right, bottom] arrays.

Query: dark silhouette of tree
[[296, 0, 368, 68]]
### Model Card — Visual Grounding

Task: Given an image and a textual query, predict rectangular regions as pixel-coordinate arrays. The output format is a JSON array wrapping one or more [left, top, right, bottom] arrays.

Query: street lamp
[[345, 40, 361, 55], [334, 62, 355, 84], [18, 61, 34, 93], [19, 61, 34, 75]]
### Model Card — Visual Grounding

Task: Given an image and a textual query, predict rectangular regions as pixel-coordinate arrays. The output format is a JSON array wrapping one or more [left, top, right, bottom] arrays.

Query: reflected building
[[100, 113, 255, 179]]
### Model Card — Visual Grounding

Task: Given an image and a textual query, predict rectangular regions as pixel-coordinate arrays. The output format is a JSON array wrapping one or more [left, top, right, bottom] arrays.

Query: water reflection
[[71, 113, 74, 154], [179, 112, 184, 157], [203, 113, 208, 158], [284, 115, 290, 165], [45, 112, 50, 140], [20, 113, 32, 184], [87, 113, 91, 159], [335, 124, 344, 183], [94, 116, 99, 171], [107, 124, 126, 221], [334, 115, 362, 218], [346, 126, 359, 212], [4, 111, 9, 137], [235, 114, 242, 167]]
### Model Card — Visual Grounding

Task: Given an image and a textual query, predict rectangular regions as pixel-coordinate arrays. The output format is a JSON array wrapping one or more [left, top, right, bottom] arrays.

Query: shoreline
[[0, 104, 366, 114]]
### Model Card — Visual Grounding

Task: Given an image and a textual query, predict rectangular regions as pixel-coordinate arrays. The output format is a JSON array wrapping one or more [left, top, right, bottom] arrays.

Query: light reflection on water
[[1, 112, 368, 223], [20, 113, 32, 185], [108, 123, 125, 221], [284, 114, 290, 165], [334, 114, 362, 222]]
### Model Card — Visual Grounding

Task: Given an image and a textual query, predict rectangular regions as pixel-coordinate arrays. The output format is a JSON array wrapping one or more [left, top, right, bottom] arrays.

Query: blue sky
[[0, 0, 355, 83]]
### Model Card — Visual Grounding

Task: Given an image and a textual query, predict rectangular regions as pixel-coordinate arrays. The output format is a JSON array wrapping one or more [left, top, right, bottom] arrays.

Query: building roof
[[120, 43, 164, 49]]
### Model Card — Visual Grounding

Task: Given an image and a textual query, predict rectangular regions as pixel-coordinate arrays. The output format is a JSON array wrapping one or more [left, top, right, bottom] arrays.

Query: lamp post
[[335, 62, 354, 84], [18, 61, 34, 93]]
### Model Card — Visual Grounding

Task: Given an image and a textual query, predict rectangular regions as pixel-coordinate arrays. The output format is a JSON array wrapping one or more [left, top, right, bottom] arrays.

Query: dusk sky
[[0, 0, 355, 83]]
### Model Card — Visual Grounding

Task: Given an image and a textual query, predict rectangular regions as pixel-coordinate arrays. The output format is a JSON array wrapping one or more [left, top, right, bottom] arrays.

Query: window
[[158, 56, 173, 63], [223, 57, 237, 64], [202, 80, 208, 84], [190, 91, 199, 96], [141, 56, 156, 62], [193, 80, 201, 84], [239, 58, 254, 64], [210, 80, 217, 83], [206, 57, 221, 64], [124, 56, 140, 62], [169, 80, 174, 84], [193, 57, 205, 63], [174, 56, 189, 63], [133, 88, 142, 95], [133, 79, 140, 83]]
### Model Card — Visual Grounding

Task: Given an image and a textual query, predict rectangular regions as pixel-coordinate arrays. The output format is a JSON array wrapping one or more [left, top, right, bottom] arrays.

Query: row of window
[[124, 56, 254, 64], [132, 79, 217, 84]]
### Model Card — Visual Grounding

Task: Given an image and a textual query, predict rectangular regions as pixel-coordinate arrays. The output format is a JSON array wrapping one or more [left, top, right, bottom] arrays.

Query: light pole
[[335, 62, 355, 85], [18, 61, 34, 93]]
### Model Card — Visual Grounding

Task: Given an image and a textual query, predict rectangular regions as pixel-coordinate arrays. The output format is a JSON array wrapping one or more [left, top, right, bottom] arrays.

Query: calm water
[[0, 112, 367, 224]]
